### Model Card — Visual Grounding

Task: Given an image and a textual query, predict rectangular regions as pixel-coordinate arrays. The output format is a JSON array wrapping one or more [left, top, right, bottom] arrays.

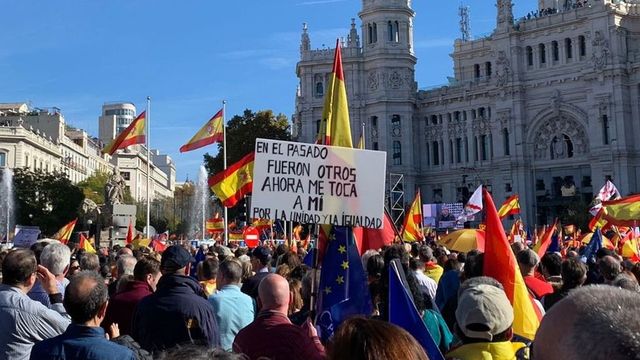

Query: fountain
[[0, 168, 14, 242], [190, 165, 210, 240]]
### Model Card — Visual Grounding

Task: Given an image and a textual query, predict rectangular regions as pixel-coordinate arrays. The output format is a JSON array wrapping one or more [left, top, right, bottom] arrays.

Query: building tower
[[98, 102, 137, 146], [496, 0, 514, 33]]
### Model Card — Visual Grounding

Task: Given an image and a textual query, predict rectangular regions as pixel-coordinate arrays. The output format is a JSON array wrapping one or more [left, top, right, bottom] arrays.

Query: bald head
[[533, 285, 640, 360], [118, 247, 133, 257], [63, 271, 108, 324], [258, 274, 291, 313]]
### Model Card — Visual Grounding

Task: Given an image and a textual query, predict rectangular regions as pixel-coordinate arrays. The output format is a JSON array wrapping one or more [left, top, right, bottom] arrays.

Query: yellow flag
[[402, 191, 423, 242]]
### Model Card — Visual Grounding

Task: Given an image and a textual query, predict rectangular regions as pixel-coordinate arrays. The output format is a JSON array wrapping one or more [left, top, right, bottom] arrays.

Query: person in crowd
[[599, 255, 622, 285], [198, 257, 219, 297], [361, 249, 379, 273], [0, 249, 70, 360], [209, 259, 254, 351], [27, 241, 53, 306], [288, 279, 303, 314], [612, 272, 640, 292], [79, 253, 100, 272], [419, 245, 444, 283], [435, 257, 462, 312], [41, 242, 72, 295], [533, 285, 640, 360], [511, 241, 526, 256], [103, 256, 161, 336], [132, 245, 219, 353], [517, 249, 553, 300], [539, 253, 562, 290], [446, 282, 527, 360], [67, 256, 81, 279], [108, 254, 137, 297], [290, 269, 318, 326], [411, 257, 437, 300], [241, 246, 272, 301], [542, 257, 587, 310], [439, 250, 483, 330], [233, 274, 325, 360], [327, 317, 429, 360], [30, 271, 135, 360]]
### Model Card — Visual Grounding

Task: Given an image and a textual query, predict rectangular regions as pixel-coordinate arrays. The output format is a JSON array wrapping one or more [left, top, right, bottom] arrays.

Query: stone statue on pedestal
[[105, 167, 125, 206]]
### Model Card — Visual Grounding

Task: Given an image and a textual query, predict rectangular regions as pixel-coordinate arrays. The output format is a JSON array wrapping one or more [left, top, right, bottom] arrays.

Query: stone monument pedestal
[[110, 204, 137, 246]]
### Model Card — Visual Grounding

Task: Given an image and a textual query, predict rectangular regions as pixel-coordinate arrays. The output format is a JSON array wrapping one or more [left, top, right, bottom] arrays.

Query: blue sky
[[0, 0, 537, 182]]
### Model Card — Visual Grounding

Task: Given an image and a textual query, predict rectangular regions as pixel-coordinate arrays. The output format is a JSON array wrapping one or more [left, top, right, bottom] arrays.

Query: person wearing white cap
[[446, 282, 528, 360]]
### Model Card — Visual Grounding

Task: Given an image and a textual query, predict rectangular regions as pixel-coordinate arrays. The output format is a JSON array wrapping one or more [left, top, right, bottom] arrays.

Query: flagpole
[[223, 100, 228, 246], [146, 96, 151, 239], [361, 122, 365, 149]]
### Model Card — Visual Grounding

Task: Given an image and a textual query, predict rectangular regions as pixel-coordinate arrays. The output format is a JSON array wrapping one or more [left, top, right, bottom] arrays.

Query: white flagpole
[[223, 100, 228, 246], [146, 96, 151, 239], [361, 122, 366, 149]]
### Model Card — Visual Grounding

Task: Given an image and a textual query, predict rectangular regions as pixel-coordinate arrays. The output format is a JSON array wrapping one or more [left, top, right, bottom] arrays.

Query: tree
[[203, 109, 290, 221], [13, 168, 84, 236], [77, 171, 134, 205]]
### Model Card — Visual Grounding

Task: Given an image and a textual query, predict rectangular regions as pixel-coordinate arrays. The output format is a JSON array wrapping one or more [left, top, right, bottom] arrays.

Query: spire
[[496, 0, 513, 33], [347, 18, 360, 48], [300, 23, 310, 54]]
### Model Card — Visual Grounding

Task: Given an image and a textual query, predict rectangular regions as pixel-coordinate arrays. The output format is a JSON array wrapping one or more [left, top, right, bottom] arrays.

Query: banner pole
[[146, 96, 151, 239], [223, 100, 228, 246]]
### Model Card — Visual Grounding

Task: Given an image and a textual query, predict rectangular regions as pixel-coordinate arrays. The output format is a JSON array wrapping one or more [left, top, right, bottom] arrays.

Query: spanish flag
[[317, 39, 352, 148], [126, 220, 134, 245], [78, 233, 96, 254], [497, 194, 520, 219], [102, 111, 146, 155], [206, 217, 225, 233], [533, 218, 559, 258], [482, 189, 541, 340], [180, 109, 224, 153], [252, 218, 272, 230], [597, 194, 640, 227], [402, 191, 424, 242], [208, 152, 254, 208], [53, 218, 77, 244]]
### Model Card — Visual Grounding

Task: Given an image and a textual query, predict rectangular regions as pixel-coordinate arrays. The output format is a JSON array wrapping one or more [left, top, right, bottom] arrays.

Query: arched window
[[315, 82, 323, 97], [552, 41, 559, 61], [539, 43, 546, 64], [485, 62, 492, 77], [368, 24, 373, 44], [391, 114, 401, 127], [464, 137, 469, 162], [449, 139, 454, 164], [474, 64, 481, 79], [433, 141, 440, 165], [526, 46, 533, 66], [393, 141, 402, 165], [565, 38, 573, 59], [394, 21, 400, 42], [372, 23, 378, 43], [0, 152, 6, 167], [579, 35, 586, 57], [431, 115, 438, 125], [388, 21, 394, 42], [602, 115, 610, 145]]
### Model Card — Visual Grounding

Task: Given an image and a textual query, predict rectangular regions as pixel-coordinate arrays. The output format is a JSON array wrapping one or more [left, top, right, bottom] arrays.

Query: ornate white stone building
[[294, 0, 640, 226]]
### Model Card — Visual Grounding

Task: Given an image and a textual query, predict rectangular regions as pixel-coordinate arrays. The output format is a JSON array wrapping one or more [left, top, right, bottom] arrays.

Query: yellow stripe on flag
[[402, 191, 423, 242], [102, 112, 146, 155], [497, 195, 520, 219], [180, 109, 224, 153], [53, 218, 78, 244]]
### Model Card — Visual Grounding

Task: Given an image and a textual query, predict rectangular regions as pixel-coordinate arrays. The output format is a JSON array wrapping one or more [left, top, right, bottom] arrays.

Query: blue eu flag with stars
[[316, 226, 372, 342]]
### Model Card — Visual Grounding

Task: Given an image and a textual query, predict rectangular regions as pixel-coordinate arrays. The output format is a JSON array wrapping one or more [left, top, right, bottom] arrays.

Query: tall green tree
[[203, 109, 290, 221], [13, 168, 84, 235]]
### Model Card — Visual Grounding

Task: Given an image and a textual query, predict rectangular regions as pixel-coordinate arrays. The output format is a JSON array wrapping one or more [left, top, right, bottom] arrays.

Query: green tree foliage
[[203, 109, 290, 220], [204, 109, 290, 175], [13, 168, 84, 235], [77, 171, 134, 205]]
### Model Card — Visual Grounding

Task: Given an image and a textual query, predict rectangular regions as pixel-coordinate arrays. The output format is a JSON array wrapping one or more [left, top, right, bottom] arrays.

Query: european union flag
[[581, 227, 603, 263], [316, 226, 371, 341], [389, 259, 444, 360]]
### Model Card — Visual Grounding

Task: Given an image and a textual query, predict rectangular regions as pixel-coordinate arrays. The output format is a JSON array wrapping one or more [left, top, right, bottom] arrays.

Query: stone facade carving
[[495, 51, 512, 87], [368, 71, 379, 90], [591, 31, 610, 71], [532, 115, 588, 160]]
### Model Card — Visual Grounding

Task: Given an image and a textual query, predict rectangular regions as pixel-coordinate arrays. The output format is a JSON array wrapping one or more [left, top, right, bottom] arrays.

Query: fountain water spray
[[0, 168, 14, 242], [190, 165, 209, 240]]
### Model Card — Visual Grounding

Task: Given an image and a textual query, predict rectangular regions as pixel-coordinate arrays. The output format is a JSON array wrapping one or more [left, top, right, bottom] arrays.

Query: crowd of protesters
[[1, 232, 640, 360]]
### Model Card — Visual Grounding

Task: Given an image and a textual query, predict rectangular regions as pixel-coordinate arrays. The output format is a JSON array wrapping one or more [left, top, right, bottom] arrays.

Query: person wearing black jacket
[[131, 246, 219, 353]]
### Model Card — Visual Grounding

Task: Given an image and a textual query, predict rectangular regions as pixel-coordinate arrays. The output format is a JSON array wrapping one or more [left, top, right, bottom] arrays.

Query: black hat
[[251, 246, 272, 265], [161, 245, 195, 270]]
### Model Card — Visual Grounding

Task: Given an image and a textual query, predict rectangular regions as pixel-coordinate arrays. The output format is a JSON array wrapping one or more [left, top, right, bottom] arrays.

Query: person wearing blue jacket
[[131, 245, 220, 353]]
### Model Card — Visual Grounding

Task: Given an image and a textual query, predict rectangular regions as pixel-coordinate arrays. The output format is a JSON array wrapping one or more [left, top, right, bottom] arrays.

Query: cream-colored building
[[294, 0, 640, 226]]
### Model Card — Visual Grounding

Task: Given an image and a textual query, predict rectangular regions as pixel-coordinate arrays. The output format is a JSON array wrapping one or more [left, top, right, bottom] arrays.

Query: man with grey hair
[[40, 243, 71, 296], [533, 285, 640, 360], [109, 255, 137, 296], [517, 248, 553, 300]]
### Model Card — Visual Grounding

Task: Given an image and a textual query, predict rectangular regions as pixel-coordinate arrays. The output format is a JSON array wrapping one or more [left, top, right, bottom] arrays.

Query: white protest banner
[[251, 138, 387, 229], [13, 226, 41, 248]]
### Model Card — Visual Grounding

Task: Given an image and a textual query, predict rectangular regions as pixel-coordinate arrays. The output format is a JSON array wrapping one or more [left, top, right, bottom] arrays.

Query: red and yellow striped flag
[[53, 218, 77, 244], [317, 39, 352, 148], [208, 152, 254, 208], [78, 233, 96, 254], [102, 111, 146, 155], [597, 194, 640, 227], [497, 194, 521, 219], [206, 217, 225, 234], [482, 189, 541, 340], [402, 191, 424, 242], [180, 109, 224, 153]]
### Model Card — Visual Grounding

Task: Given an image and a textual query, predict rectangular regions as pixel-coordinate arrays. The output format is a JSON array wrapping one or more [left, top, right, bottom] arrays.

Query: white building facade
[[294, 0, 640, 226]]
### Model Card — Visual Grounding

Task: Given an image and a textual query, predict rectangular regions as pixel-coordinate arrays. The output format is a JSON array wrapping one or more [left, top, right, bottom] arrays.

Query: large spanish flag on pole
[[497, 194, 521, 219], [402, 190, 424, 242], [180, 109, 224, 153], [208, 152, 255, 208], [482, 189, 541, 340], [53, 218, 77, 244], [102, 111, 146, 155], [318, 39, 353, 148]]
